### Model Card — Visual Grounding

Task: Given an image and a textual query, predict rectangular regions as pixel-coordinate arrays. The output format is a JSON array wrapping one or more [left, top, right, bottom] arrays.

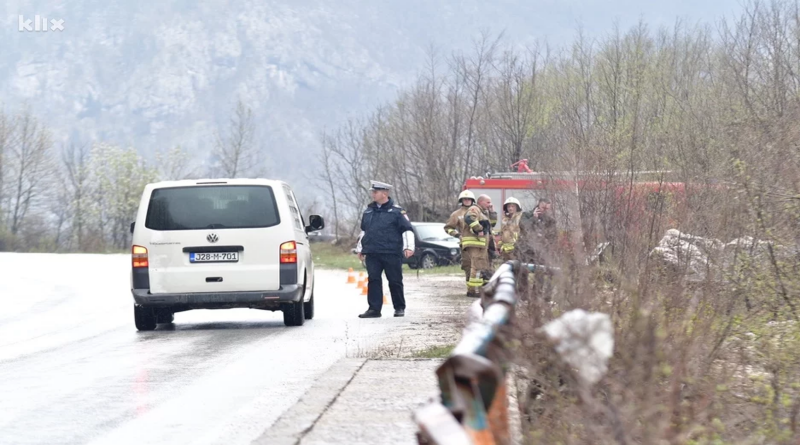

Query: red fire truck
[[462, 163, 688, 251]]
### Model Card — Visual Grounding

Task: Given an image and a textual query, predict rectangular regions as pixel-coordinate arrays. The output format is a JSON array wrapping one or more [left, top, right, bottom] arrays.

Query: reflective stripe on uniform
[[467, 278, 484, 288], [461, 236, 487, 248], [469, 220, 481, 229], [500, 244, 515, 252]]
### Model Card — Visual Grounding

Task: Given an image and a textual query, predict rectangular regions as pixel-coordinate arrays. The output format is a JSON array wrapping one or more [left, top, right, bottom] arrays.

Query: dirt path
[[344, 271, 474, 359]]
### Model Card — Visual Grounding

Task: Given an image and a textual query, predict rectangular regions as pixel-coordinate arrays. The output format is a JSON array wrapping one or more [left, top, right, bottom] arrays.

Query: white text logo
[[18, 15, 65, 32]]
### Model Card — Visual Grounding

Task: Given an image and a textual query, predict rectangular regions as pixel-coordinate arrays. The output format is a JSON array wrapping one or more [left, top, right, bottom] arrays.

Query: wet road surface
[[0, 253, 405, 445]]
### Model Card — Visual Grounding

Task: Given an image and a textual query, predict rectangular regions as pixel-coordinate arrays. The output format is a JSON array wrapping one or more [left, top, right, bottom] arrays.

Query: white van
[[129, 179, 324, 331]]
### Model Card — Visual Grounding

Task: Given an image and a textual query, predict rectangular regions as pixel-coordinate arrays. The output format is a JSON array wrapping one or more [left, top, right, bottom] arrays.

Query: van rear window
[[145, 185, 280, 231]]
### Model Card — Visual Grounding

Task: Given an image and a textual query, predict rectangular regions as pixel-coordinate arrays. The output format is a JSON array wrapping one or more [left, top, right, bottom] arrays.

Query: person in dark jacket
[[355, 181, 415, 318], [518, 197, 557, 263]]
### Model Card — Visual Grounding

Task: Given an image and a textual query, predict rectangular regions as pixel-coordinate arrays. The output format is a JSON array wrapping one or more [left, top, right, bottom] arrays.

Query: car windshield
[[414, 224, 455, 241], [145, 185, 280, 230]]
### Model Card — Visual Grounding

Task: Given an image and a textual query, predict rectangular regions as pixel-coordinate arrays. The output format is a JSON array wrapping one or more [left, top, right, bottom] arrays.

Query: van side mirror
[[305, 215, 325, 233], [130, 222, 135, 234]]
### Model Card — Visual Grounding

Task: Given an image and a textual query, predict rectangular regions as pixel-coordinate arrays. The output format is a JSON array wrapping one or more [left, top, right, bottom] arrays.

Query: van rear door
[[140, 184, 284, 294]]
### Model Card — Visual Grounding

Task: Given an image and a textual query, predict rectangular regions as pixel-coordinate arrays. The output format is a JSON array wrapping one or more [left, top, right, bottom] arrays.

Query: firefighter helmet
[[458, 190, 476, 204], [503, 197, 522, 212]]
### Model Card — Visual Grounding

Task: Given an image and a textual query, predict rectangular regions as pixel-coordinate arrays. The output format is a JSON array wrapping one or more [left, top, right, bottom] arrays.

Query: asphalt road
[[0, 253, 413, 445]]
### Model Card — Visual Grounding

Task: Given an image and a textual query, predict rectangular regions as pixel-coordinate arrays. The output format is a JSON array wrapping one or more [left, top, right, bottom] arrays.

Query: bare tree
[[62, 142, 91, 251], [456, 31, 502, 182], [318, 132, 341, 242], [0, 109, 13, 222], [49, 167, 72, 251], [211, 99, 264, 178], [156, 145, 199, 180], [5, 109, 55, 236], [492, 49, 538, 167]]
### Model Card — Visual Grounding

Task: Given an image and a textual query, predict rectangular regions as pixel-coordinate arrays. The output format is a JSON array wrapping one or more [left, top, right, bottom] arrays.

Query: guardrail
[[414, 260, 556, 445]]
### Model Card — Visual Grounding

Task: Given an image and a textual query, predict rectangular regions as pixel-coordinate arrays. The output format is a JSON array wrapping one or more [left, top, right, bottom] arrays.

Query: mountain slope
[[1, 0, 740, 202]]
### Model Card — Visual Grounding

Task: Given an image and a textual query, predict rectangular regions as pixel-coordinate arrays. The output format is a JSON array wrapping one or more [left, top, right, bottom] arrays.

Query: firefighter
[[444, 190, 476, 284], [476, 194, 499, 261], [452, 194, 492, 297], [498, 197, 523, 261], [477, 194, 498, 227]]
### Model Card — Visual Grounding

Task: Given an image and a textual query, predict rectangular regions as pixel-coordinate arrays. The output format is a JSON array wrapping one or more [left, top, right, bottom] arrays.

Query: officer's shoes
[[394, 309, 404, 317], [358, 309, 381, 318]]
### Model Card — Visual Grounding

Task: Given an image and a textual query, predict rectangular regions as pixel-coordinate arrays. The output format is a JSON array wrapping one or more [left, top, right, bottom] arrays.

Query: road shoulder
[[252, 358, 368, 445]]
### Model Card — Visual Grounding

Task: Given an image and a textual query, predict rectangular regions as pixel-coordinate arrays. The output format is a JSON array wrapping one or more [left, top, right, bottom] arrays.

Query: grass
[[310, 242, 363, 270], [310, 241, 465, 275], [412, 344, 456, 359]]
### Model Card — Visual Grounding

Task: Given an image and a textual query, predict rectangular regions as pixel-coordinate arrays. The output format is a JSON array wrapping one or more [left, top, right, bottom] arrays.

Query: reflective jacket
[[456, 204, 490, 249], [444, 206, 470, 239], [485, 209, 498, 227], [499, 212, 522, 252]]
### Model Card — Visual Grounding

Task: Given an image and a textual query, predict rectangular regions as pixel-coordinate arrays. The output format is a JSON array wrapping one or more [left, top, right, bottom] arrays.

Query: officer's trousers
[[365, 253, 406, 312], [463, 247, 490, 296]]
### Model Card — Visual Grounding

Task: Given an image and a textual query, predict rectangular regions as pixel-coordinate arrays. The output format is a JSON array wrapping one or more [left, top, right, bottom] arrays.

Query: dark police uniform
[[356, 181, 415, 318]]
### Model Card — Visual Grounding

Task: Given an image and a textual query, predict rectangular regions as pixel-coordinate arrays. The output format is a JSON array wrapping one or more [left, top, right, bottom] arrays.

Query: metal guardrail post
[[415, 260, 528, 445]]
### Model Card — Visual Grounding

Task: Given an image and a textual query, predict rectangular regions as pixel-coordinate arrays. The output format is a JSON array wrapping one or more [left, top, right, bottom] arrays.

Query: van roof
[[146, 178, 290, 189]]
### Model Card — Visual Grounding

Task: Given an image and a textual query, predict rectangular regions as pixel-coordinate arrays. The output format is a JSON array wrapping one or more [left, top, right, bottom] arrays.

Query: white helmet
[[503, 197, 522, 212], [458, 190, 476, 204]]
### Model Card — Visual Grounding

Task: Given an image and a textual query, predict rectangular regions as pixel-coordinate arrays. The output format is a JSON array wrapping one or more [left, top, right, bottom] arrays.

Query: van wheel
[[283, 302, 305, 326], [157, 310, 174, 324], [134, 305, 157, 331], [304, 286, 315, 320]]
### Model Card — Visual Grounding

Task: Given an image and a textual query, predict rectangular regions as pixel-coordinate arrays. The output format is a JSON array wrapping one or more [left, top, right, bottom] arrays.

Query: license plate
[[190, 252, 239, 263]]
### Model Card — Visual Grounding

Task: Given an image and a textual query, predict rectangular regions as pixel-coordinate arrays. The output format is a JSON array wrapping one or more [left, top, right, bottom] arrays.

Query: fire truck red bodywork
[[463, 173, 692, 251]]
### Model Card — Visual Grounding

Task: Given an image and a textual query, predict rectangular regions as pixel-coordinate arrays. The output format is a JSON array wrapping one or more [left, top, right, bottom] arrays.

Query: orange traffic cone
[[358, 272, 365, 279], [361, 286, 368, 295], [358, 278, 367, 288], [347, 268, 356, 284]]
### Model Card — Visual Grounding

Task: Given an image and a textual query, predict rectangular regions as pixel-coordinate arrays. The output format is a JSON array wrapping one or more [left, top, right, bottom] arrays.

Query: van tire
[[157, 310, 174, 324], [304, 286, 315, 320], [135, 305, 158, 331], [283, 302, 305, 327]]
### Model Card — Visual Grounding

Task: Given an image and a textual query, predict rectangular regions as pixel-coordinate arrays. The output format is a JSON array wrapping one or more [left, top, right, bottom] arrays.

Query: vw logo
[[207, 233, 219, 243]]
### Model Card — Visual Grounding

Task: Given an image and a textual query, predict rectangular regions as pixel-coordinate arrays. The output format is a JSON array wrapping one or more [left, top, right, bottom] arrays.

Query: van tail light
[[132, 245, 149, 268], [280, 241, 297, 263]]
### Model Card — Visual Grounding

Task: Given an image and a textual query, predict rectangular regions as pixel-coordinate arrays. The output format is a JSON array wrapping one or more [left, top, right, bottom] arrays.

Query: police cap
[[369, 180, 392, 191]]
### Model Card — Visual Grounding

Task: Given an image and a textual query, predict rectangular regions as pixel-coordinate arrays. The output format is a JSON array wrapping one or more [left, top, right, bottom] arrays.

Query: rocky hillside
[[0, 0, 737, 201]]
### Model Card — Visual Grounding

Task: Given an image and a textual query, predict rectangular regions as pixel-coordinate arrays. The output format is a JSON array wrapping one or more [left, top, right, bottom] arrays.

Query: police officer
[[355, 181, 415, 318]]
